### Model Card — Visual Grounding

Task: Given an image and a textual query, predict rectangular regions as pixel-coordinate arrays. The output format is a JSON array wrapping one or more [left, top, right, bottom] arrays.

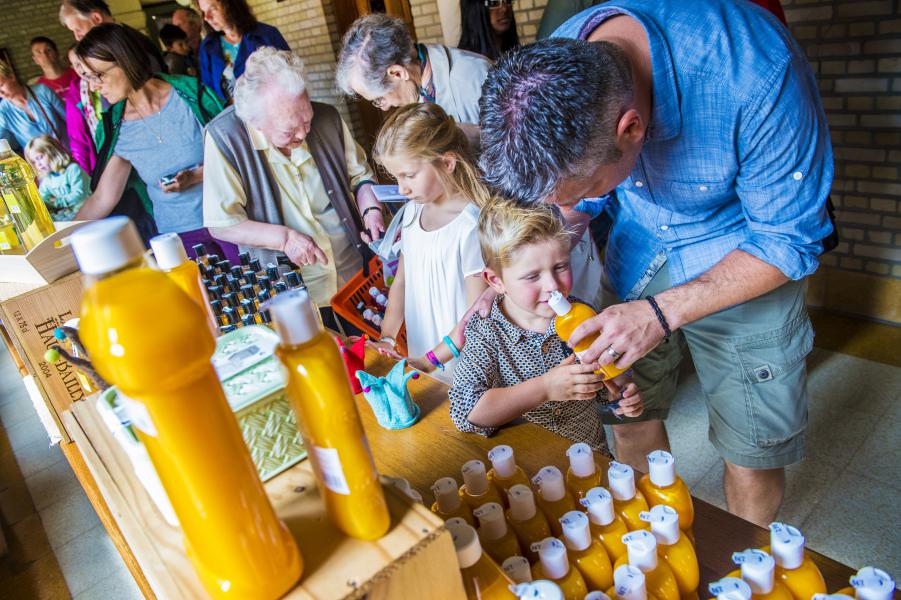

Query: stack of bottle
[[191, 246, 307, 334], [359, 285, 390, 328], [430, 444, 700, 600]]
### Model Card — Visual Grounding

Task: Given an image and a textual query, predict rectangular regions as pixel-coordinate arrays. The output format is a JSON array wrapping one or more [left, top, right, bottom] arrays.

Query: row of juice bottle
[[0, 139, 56, 254], [69, 218, 393, 599]]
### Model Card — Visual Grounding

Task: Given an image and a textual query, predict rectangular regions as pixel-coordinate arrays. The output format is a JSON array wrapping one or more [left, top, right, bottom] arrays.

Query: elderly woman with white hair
[[203, 47, 384, 327]]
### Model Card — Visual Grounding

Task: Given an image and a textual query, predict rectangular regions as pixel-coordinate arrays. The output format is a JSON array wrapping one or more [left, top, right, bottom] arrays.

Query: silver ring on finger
[[606, 345, 623, 359]]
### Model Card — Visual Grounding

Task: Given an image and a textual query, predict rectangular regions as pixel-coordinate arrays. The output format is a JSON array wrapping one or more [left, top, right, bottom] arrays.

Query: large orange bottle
[[432, 476, 476, 525], [637, 450, 694, 533], [488, 445, 532, 499], [762, 523, 826, 600], [446, 519, 518, 600], [531, 537, 589, 600], [73, 218, 302, 599], [608, 462, 649, 531], [581, 487, 629, 562], [730, 550, 793, 600], [708, 577, 753, 600], [269, 290, 391, 540], [506, 483, 552, 563], [833, 566, 896, 600], [461, 459, 506, 511], [559, 510, 614, 591], [639, 504, 698, 598], [565, 442, 601, 500], [613, 530, 679, 600], [502, 556, 534, 584], [149, 232, 217, 336], [548, 291, 628, 380], [474, 502, 523, 564], [532, 466, 578, 537]]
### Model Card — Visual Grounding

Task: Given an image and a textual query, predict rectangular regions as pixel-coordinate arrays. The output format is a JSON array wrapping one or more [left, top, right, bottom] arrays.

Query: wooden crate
[[0, 272, 85, 443], [65, 397, 467, 600], [0, 221, 87, 285]]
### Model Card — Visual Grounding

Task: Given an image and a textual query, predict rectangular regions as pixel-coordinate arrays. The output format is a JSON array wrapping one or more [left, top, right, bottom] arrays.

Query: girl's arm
[[55, 165, 90, 208], [74, 156, 131, 220], [368, 254, 405, 357]]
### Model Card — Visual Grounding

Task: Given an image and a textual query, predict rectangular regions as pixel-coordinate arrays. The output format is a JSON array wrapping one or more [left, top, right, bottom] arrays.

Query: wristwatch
[[378, 336, 397, 349]]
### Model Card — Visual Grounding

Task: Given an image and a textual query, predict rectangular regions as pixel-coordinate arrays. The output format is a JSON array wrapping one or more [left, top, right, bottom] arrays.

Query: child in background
[[449, 198, 643, 453], [25, 135, 90, 221], [159, 24, 198, 77], [367, 103, 489, 381]]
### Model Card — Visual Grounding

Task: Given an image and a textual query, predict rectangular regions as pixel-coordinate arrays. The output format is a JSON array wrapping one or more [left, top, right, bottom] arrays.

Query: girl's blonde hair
[[26, 135, 71, 173], [373, 103, 490, 208], [478, 197, 573, 274]]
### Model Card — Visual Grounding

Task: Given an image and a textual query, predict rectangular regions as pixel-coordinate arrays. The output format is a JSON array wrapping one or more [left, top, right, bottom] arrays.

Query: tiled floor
[[0, 313, 898, 597]]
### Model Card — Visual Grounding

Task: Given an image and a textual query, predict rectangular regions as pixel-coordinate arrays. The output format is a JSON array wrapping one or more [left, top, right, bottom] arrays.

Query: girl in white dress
[[368, 103, 489, 381]]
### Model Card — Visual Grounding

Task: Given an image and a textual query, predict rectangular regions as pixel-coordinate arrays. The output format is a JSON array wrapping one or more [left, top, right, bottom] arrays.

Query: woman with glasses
[[72, 23, 237, 259], [459, 0, 520, 61], [0, 60, 68, 152], [336, 13, 491, 144]]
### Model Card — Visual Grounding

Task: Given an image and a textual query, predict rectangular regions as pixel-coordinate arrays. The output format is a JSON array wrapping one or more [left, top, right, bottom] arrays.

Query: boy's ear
[[483, 268, 505, 295]]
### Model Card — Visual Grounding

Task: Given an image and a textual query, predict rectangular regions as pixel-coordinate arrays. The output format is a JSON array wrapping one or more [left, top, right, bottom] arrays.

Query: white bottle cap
[[608, 462, 637, 501], [489, 445, 518, 478], [511, 580, 565, 600], [581, 487, 615, 526], [149, 232, 188, 270], [567, 443, 597, 478], [732, 549, 775, 594], [508, 484, 538, 521], [70, 217, 145, 276], [850, 567, 896, 600], [267, 289, 322, 346], [623, 530, 658, 572], [462, 460, 489, 495], [532, 466, 566, 502], [613, 564, 648, 600], [708, 577, 753, 600], [473, 502, 508, 540], [532, 538, 569, 580], [647, 450, 676, 487], [503, 556, 533, 584], [547, 290, 572, 316], [447, 521, 483, 569], [432, 477, 463, 513], [585, 592, 613, 600], [559, 510, 592, 551], [768, 522, 805, 570], [0, 139, 12, 153], [640, 505, 680, 545]]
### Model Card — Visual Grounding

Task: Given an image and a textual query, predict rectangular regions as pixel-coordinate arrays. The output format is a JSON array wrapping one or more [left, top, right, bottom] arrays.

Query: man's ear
[[386, 64, 409, 82], [616, 108, 646, 149], [483, 268, 506, 295]]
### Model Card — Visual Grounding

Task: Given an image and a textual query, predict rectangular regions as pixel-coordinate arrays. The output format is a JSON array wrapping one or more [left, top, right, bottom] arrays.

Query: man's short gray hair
[[234, 47, 307, 126], [335, 14, 415, 97]]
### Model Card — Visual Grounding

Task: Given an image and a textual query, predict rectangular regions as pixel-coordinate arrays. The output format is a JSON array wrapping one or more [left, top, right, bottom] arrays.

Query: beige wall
[[0, 0, 75, 83]]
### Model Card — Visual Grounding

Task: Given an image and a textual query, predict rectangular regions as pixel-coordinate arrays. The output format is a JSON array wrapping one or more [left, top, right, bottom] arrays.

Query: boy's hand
[[603, 378, 644, 418], [542, 355, 606, 401]]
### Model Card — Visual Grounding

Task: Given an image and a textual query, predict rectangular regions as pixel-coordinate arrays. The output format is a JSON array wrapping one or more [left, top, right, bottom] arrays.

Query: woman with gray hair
[[336, 14, 490, 131]]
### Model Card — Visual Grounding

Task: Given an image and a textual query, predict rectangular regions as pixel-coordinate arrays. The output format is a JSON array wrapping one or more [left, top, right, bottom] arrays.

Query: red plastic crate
[[331, 256, 407, 355]]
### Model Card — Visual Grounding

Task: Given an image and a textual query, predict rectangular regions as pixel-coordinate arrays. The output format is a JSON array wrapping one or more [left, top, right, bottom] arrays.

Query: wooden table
[[64, 350, 871, 598]]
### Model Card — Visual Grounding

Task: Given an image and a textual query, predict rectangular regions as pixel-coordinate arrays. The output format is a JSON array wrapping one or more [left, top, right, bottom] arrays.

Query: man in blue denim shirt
[[479, 0, 833, 526]]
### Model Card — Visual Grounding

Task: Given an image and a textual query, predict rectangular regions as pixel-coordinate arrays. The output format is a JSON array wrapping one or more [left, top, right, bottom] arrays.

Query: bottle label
[[118, 392, 158, 437], [313, 446, 351, 495]]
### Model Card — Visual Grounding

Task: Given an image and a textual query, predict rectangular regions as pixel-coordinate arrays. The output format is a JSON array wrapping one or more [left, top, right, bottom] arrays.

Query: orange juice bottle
[[150, 232, 217, 336], [560, 510, 614, 591], [72, 218, 302, 599], [834, 566, 896, 599], [608, 462, 649, 531], [613, 531, 679, 600], [548, 291, 628, 380], [511, 580, 566, 598], [565, 442, 602, 500], [474, 502, 523, 564], [532, 466, 578, 537], [531, 537, 589, 600], [639, 505, 698, 598], [503, 556, 534, 584], [581, 487, 629, 562], [432, 476, 476, 525], [507, 483, 552, 563], [488, 445, 532, 499], [461, 459, 505, 511], [608, 564, 661, 600], [446, 519, 518, 600], [268, 290, 390, 540], [762, 523, 826, 600], [731, 550, 793, 600], [637, 450, 694, 533], [709, 577, 753, 600]]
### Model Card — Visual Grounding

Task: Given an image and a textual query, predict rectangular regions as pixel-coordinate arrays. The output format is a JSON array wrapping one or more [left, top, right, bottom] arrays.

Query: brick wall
[[782, 0, 901, 322], [0, 0, 75, 83], [410, 0, 550, 45]]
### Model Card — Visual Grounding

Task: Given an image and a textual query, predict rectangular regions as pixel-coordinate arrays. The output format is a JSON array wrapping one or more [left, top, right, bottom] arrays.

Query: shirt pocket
[[668, 179, 734, 217]]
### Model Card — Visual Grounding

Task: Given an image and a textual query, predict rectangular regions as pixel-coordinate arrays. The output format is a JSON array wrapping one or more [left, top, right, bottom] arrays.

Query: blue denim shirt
[[198, 23, 290, 101], [555, 0, 834, 300]]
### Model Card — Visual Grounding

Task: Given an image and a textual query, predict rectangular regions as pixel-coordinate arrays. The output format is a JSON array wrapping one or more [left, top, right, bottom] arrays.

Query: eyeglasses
[[82, 64, 118, 85], [484, 0, 513, 8]]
